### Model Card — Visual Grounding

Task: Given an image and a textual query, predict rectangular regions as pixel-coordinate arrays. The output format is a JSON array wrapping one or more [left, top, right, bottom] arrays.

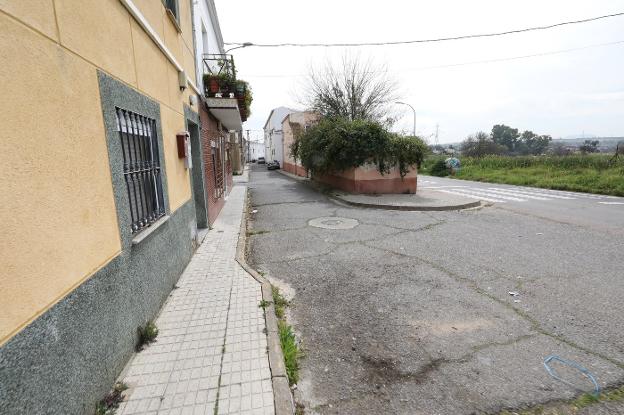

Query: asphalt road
[[420, 175, 624, 234], [247, 165, 624, 415]]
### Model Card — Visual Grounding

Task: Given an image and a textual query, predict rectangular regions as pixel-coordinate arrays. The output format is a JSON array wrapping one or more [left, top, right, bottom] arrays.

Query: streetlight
[[224, 42, 253, 54], [395, 101, 416, 136]]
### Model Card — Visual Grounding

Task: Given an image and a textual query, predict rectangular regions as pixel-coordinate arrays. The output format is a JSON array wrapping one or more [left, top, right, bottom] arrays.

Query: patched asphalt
[[247, 165, 624, 415]]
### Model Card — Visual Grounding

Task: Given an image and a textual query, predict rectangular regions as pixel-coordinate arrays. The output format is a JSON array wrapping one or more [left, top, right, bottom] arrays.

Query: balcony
[[202, 54, 252, 126]]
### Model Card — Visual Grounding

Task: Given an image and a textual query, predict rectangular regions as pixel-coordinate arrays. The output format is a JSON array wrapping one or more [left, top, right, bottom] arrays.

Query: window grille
[[115, 108, 165, 234]]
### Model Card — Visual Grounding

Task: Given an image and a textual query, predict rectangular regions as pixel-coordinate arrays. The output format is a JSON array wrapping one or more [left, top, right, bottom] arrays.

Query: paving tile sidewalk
[[117, 177, 274, 415]]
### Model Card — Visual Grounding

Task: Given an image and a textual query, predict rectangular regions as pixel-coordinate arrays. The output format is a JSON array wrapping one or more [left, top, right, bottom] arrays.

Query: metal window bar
[[213, 142, 224, 199], [116, 108, 165, 234]]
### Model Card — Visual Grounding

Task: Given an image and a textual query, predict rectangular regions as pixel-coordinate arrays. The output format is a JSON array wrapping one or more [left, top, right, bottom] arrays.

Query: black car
[[267, 160, 280, 170]]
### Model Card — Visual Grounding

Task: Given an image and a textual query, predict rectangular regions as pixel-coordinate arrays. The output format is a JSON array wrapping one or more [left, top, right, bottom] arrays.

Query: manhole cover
[[308, 216, 359, 230]]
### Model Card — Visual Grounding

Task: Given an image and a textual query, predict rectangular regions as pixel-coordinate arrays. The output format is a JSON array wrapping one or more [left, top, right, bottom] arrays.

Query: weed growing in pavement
[[95, 382, 128, 415], [246, 229, 269, 236], [272, 286, 290, 319], [259, 299, 272, 310], [136, 321, 158, 351], [278, 320, 302, 385]]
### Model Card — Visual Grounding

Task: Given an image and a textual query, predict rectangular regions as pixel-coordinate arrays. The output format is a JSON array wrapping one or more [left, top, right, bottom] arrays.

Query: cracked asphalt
[[246, 165, 624, 415]]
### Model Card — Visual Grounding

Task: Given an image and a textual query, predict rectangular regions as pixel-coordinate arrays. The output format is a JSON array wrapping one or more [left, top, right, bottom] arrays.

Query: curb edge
[[235, 185, 295, 415]]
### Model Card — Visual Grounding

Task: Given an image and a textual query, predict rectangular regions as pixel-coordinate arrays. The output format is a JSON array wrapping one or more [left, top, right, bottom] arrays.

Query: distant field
[[421, 154, 624, 196]]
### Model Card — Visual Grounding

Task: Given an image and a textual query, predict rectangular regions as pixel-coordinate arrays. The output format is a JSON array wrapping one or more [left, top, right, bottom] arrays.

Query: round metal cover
[[308, 216, 359, 230]]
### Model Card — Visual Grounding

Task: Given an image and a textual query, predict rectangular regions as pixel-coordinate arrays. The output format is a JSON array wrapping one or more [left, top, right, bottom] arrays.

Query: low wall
[[283, 161, 307, 178], [314, 164, 417, 194]]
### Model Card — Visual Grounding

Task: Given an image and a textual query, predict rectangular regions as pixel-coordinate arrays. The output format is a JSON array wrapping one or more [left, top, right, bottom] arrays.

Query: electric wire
[[225, 11, 624, 48]]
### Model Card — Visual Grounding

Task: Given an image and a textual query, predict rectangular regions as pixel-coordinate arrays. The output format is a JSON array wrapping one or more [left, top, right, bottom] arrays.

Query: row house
[[282, 111, 320, 176], [0, 0, 248, 413], [263, 106, 296, 165]]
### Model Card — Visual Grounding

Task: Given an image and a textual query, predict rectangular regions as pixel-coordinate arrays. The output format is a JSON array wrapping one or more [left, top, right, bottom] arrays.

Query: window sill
[[132, 215, 170, 246], [165, 9, 182, 33]]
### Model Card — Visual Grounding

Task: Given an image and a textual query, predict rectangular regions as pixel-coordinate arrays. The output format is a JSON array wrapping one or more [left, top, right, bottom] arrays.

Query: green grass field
[[421, 154, 624, 196]]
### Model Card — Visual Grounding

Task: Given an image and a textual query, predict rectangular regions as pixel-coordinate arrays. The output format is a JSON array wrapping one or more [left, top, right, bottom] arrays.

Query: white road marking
[[436, 189, 507, 203], [447, 188, 527, 202], [422, 185, 469, 189], [598, 202, 624, 205], [485, 188, 554, 201]]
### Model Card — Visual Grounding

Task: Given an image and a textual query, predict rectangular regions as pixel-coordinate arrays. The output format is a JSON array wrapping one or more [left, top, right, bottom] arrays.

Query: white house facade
[[263, 107, 296, 164]]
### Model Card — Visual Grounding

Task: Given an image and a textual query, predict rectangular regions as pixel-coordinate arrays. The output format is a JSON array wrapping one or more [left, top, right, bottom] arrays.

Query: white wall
[[249, 141, 265, 159], [263, 107, 295, 164], [193, 0, 225, 90]]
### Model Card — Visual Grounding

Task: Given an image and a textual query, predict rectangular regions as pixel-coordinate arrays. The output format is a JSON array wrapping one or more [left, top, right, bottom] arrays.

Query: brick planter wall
[[314, 163, 417, 194]]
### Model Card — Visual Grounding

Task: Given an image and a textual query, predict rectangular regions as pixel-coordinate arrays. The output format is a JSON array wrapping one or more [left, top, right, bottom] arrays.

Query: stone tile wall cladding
[[199, 102, 233, 226], [0, 72, 196, 415]]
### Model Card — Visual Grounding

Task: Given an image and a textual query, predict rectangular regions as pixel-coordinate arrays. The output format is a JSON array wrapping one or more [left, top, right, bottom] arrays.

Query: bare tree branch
[[301, 54, 399, 123]]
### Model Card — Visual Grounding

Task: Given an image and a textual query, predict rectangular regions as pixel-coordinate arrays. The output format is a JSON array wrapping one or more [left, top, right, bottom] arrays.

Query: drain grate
[[308, 216, 359, 230]]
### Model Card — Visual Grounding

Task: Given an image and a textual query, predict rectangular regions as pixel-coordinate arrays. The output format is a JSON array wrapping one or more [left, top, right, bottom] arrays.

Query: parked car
[[267, 160, 280, 170], [257, 157, 266, 164]]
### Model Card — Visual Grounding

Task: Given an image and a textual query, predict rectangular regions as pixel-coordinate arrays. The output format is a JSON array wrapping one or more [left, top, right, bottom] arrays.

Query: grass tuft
[[95, 382, 128, 415], [272, 286, 290, 319], [136, 321, 158, 351], [246, 229, 269, 236], [278, 320, 302, 385]]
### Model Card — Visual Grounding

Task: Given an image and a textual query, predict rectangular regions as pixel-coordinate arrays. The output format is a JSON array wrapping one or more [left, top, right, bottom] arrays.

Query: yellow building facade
[[0, 1, 205, 412]]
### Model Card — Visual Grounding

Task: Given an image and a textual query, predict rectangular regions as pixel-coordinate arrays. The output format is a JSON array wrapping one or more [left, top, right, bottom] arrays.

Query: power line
[[240, 39, 624, 78], [225, 11, 624, 48]]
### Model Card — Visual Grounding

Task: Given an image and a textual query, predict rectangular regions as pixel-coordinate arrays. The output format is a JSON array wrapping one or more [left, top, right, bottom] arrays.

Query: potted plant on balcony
[[234, 80, 252, 121], [203, 73, 236, 97]]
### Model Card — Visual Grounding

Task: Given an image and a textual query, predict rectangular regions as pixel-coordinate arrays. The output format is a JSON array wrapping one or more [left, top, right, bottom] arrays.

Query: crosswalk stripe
[[526, 189, 604, 199], [486, 188, 562, 200], [448, 188, 526, 202], [436, 189, 507, 203]]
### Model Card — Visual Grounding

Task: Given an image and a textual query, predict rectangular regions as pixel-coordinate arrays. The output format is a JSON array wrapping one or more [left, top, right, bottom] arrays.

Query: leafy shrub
[[429, 159, 450, 176], [291, 118, 427, 178]]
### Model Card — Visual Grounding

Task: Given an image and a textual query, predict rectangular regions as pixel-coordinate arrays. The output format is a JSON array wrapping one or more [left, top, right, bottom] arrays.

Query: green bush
[[291, 118, 427, 178], [429, 159, 450, 177]]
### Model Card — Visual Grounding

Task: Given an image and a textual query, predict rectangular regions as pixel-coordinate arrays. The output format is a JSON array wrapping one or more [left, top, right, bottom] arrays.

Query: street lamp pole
[[395, 101, 416, 136], [224, 42, 253, 54]]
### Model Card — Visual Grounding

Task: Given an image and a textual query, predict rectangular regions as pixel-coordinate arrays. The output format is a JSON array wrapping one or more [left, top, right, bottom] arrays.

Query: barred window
[[115, 108, 165, 234]]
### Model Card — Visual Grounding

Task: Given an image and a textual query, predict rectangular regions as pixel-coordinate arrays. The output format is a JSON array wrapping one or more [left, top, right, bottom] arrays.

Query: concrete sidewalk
[[117, 179, 275, 415]]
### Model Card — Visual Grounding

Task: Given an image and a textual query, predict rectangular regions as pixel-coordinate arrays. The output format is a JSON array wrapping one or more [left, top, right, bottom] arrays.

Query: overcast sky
[[215, 0, 624, 144]]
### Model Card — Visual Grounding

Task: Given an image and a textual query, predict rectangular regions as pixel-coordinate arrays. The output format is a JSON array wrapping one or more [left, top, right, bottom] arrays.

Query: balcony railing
[[202, 53, 251, 122]]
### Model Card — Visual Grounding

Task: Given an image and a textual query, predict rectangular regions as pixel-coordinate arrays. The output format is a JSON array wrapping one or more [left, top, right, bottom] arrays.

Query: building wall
[[263, 107, 295, 164], [199, 102, 232, 226], [0, 0, 203, 412], [282, 112, 319, 177], [193, 0, 225, 90]]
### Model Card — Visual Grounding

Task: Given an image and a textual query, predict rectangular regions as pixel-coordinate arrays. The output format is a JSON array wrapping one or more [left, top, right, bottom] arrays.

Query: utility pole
[[435, 124, 439, 146], [246, 129, 251, 163]]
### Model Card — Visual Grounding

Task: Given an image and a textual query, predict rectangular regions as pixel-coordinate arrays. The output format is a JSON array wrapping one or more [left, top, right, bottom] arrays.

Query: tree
[[519, 130, 552, 155], [579, 140, 600, 154], [301, 55, 399, 123], [460, 131, 506, 157], [491, 124, 520, 153]]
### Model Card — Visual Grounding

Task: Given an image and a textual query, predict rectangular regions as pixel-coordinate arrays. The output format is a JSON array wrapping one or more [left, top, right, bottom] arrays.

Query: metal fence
[[115, 108, 166, 234]]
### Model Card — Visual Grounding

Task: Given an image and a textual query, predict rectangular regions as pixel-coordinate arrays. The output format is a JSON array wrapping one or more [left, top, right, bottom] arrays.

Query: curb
[[235, 187, 295, 415], [275, 169, 481, 211], [329, 194, 482, 211]]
